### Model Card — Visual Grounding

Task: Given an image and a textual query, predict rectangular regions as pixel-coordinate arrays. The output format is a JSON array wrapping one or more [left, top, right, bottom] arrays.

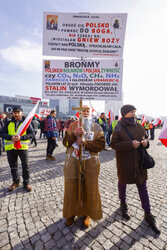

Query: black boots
[[144, 212, 160, 234], [120, 202, 130, 220], [120, 202, 160, 234]]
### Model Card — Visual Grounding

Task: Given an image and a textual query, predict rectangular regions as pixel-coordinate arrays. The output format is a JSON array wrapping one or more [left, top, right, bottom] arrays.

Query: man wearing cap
[[0, 106, 34, 192], [110, 104, 160, 234]]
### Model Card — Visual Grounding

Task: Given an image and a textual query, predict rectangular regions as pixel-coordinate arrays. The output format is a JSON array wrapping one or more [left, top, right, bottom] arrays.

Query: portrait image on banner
[[43, 12, 127, 58], [47, 15, 58, 30], [42, 59, 123, 101]]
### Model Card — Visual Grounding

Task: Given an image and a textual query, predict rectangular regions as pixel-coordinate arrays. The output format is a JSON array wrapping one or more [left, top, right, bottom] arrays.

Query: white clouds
[[121, 0, 167, 117], [0, 39, 42, 72]]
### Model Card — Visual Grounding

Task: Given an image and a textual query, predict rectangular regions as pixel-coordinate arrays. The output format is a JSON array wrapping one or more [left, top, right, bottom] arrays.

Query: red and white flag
[[118, 109, 122, 120], [108, 110, 111, 126], [111, 112, 114, 122], [159, 119, 167, 147], [152, 118, 161, 127], [75, 112, 80, 119], [142, 116, 146, 126], [91, 107, 98, 116], [14, 101, 39, 149], [34, 113, 41, 120]]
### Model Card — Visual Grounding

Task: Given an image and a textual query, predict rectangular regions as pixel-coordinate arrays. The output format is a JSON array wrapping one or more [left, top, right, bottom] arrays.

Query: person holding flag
[[0, 106, 35, 192]]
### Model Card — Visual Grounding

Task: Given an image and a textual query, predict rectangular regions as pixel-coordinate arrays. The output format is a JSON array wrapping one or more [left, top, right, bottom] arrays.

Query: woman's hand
[[141, 139, 148, 147]]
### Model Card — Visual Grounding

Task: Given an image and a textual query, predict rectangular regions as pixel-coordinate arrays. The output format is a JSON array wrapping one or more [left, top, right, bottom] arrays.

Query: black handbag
[[122, 125, 155, 169], [137, 145, 155, 169]]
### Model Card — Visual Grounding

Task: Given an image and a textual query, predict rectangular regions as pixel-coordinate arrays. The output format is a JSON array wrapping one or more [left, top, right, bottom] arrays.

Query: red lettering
[[45, 86, 67, 91], [91, 29, 112, 34], [85, 23, 109, 28], [69, 34, 76, 37], [77, 37, 99, 43], [101, 38, 119, 43]]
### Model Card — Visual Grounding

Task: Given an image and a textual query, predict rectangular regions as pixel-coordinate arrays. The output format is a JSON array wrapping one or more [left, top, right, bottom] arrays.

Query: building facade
[[49, 99, 79, 118], [0, 95, 49, 117]]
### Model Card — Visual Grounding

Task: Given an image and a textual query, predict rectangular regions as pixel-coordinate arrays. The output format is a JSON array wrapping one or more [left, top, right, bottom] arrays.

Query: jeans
[[118, 181, 150, 214], [31, 131, 37, 146], [7, 150, 29, 185], [104, 131, 109, 145], [59, 131, 64, 138], [47, 137, 56, 156]]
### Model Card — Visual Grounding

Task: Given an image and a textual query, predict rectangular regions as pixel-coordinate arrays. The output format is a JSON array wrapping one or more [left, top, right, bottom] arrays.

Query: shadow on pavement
[[12, 206, 159, 249]]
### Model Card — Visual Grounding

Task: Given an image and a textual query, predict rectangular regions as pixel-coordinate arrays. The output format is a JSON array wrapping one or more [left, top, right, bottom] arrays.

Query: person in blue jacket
[[44, 110, 58, 160]]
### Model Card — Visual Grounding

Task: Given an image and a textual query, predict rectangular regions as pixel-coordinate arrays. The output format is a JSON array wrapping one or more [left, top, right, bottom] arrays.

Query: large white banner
[[43, 12, 127, 58], [42, 59, 123, 101]]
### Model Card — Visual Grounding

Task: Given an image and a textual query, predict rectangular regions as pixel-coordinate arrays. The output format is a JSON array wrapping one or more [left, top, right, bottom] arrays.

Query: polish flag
[[142, 116, 146, 126], [90, 106, 98, 118], [152, 118, 161, 127], [14, 102, 39, 149], [108, 110, 111, 126], [75, 112, 79, 119], [34, 113, 41, 120], [91, 107, 97, 115], [159, 119, 167, 147], [111, 112, 114, 122], [118, 109, 122, 120]]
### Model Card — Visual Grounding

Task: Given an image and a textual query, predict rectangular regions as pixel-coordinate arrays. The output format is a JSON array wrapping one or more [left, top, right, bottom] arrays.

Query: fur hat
[[121, 104, 136, 117]]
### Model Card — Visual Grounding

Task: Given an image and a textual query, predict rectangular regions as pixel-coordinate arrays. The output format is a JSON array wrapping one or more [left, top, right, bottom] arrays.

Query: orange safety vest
[[149, 124, 153, 129]]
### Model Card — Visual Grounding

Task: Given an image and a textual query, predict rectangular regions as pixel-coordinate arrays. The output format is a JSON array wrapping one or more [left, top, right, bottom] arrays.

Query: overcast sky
[[0, 0, 167, 117]]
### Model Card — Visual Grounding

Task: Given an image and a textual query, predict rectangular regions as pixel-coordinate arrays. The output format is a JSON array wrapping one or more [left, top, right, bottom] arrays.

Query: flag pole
[[14, 101, 39, 149]]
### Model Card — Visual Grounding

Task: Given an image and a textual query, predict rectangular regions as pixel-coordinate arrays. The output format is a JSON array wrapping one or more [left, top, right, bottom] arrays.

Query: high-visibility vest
[[98, 118, 108, 125], [144, 123, 149, 130], [112, 120, 118, 131], [5, 122, 29, 151], [98, 118, 103, 125]]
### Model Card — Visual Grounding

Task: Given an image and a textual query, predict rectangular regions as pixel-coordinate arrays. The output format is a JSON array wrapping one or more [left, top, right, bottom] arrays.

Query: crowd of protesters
[[0, 110, 162, 156], [0, 106, 162, 234]]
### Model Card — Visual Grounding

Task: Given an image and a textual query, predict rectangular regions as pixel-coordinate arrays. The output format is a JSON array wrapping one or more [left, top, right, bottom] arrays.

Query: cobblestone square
[[0, 130, 166, 250]]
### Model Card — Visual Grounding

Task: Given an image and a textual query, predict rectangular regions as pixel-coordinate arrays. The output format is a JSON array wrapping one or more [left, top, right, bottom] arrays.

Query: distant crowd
[[0, 111, 162, 155]]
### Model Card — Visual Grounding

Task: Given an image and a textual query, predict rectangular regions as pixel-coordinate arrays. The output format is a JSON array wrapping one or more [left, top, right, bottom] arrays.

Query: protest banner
[[39, 108, 52, 117], [42, 59, 123, 101], [43, 12, 127, 58]]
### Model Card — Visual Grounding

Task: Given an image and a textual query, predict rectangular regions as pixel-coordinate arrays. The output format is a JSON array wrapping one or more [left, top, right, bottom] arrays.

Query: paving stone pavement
[[0, 129, 167, 250]]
